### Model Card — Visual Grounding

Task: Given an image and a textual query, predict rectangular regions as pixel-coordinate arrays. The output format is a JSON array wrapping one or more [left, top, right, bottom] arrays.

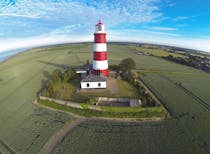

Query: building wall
[[81, 81, 106, 89]]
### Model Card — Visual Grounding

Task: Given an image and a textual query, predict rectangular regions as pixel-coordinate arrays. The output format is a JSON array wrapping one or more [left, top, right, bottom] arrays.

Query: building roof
[[81, 74, 106, 82]]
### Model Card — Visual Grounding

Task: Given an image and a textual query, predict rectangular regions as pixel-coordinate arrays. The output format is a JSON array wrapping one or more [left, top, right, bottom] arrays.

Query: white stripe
[[93, 60, 108, 70], [95, 31, 105, 33], [94, 43, 107, 52]]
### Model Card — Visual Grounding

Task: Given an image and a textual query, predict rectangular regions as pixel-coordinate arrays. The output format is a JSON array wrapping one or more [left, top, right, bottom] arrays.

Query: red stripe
[[93, 69, 109, 77], [94, 52, 107, 60], [94, 33, 106, 43]]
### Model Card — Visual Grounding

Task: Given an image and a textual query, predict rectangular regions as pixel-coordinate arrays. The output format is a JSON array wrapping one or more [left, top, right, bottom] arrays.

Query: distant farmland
[[0, 43, 210, 153]]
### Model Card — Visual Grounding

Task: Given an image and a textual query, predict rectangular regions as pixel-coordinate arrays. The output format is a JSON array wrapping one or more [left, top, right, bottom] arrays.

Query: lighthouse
[[80, 20, 107, 89], [93, 20, 109, 77]]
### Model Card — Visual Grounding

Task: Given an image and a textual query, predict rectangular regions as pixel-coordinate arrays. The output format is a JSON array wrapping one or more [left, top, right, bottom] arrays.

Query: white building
[[80, 74, 106, 89]]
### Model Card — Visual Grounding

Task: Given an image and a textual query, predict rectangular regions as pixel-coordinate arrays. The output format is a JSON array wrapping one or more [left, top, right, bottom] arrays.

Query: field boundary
[[0, 139, 16, 154], [139, 77, 175, 116], [35, 97, 167, 121], [37, 95, 168, 119], [158, 74, 210, 110]]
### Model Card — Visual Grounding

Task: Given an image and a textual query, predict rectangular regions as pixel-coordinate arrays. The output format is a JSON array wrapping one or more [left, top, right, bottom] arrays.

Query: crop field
[[52, 119, 205, 154], [128, 45, 186, 58], [0, 44, 87, 153], [0, 43, 210, 153]]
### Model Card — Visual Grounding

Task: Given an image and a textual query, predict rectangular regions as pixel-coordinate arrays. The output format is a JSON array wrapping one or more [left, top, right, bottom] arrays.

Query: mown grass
[[101, 105, 165, 113], [116, 79, 139, 98], [79, 79, 140, 98], [42, 78, 90, 103]]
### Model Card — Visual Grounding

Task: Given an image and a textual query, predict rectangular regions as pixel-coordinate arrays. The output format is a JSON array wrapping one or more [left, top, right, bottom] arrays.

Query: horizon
[[0, 0, 210, 53]]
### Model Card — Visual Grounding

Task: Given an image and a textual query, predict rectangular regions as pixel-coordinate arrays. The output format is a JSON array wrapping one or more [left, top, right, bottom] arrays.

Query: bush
[[52, 69, 62, 82], [87, 97, 99, 105], [62, 68, 76, 81]]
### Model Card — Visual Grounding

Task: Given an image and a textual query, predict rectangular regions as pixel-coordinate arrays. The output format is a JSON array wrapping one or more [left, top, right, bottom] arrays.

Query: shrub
[[87, 97, 99, 105]]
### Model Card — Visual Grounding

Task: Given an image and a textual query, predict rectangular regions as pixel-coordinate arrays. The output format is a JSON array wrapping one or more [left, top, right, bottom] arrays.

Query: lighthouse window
[[98, 25, 102, 31], [87, 83, 90, 87], [98, 83, 101, 87]]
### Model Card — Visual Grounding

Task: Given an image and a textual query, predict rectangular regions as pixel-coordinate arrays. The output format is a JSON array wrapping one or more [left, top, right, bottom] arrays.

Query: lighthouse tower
[[93, 20, 109, 77]]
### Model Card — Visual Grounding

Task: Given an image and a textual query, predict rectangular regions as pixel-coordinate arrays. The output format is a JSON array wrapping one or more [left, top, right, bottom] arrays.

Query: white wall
[[81, 81, 106, 89]]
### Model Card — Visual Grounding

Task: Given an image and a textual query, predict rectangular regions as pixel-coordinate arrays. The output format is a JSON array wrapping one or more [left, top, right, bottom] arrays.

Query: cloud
[[0, 13, 39, 18], [0, 1, 210, 53], [108, 29, 210, 52], [0, 0, 164, 42], [151, 26, 177, 31], [163, 0, 176, 7], [173, 16, 189, 21], [48, 24, 87, 35], [1, 28, 210, 54], [0, 35, 91, 53], [0, 0, 163, 24], [109, 29, 180, 38]]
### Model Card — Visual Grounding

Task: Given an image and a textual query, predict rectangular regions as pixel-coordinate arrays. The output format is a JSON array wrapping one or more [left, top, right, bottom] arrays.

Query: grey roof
[[81, 74, 106, 82]]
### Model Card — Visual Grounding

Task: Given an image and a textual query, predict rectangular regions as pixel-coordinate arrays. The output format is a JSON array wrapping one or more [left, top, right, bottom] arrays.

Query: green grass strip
[[38, 99, 168, 119]]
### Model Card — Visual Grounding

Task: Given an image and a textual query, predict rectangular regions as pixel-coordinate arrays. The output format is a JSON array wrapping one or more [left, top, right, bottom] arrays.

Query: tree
[[63, 68, 75, 81], [52, 69, 62, 82], [144, 93, 156, 107], [167, 54, 173, 60], [46, 80, 54, 97], [124, 70, 138, 84], [119, 58, 136, 72]]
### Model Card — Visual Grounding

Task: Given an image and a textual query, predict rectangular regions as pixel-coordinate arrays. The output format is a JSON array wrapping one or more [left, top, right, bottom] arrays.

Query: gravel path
[[107, 77, 119, 94]]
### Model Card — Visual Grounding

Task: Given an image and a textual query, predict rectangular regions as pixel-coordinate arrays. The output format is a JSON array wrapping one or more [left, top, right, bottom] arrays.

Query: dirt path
[[107, 77, 119, 94], [41, 118, 86, 154]]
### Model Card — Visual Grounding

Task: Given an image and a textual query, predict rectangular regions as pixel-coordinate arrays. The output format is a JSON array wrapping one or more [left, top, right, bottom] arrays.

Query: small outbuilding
[[80, 74, 106, 89], [130, 99, 141, 107]]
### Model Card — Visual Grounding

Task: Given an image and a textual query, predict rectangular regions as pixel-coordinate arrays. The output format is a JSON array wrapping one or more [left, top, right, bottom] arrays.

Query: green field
[[129, 45, 186, 58], [0, 43, 210, 153], [52, 119, 202, 154]]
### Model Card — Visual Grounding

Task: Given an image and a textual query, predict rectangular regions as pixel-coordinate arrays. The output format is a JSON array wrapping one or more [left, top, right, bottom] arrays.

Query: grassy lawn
[[42, 77, 140, 103], [78, 79, 140, 98], [42, 78, 90, 103], [101, 105, 165, 113], [117, 79, 139, 98]]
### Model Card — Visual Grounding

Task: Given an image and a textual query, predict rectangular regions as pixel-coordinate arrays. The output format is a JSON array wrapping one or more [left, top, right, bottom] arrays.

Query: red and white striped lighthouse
[[93, 20, 109, 77]]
